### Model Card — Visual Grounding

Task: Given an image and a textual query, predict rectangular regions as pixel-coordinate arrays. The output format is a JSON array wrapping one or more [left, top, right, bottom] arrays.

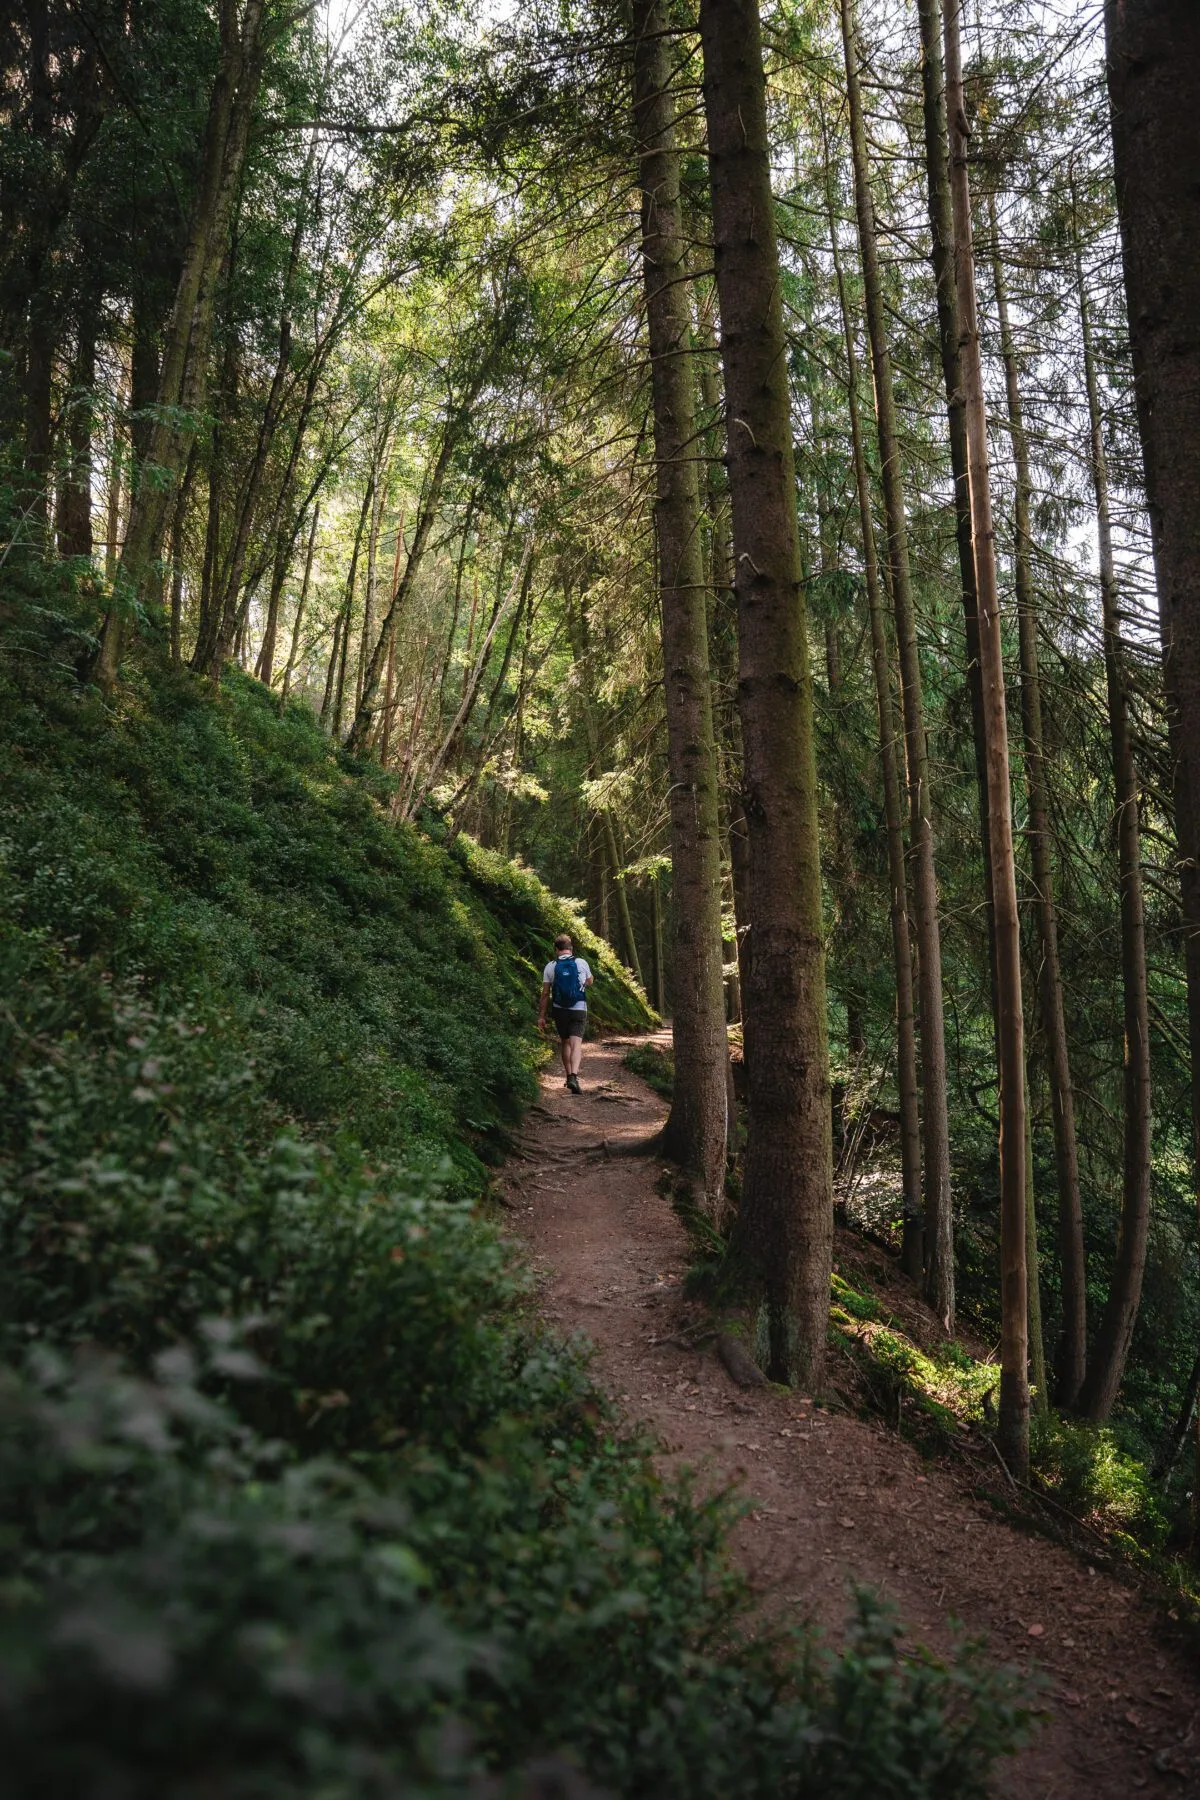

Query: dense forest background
[[3, 0, 1200, 1789]]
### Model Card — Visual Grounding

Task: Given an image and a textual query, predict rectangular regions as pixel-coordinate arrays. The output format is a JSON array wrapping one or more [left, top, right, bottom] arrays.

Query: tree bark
[[205, 309, 293, 679], [826, 154, 924, 1283], [699, 0, 832, 1388], [332, 476, 372, 739], [944, 0, 1029, 1478], [1103, 0, 1200, 1468], [565, 597, 644, 984], [168, 449, 197, 666], [357, 419, 394, 709], [281, 503, 319, 699], [58, 311, 96, 559], [914, 0, 997, 1010], [841, 0, 954, 1328], [348, 417, 463, 750], [988, 203, 1085, 1407], [1075, 238, 1153, 1425], [92, 0, 268, 687], [632, 0, 729, 1220], [696, 292, 750, 1020]]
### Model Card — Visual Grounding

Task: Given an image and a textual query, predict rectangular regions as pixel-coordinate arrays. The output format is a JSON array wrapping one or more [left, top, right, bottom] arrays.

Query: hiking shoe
[[567, 1074, 582, 1095]]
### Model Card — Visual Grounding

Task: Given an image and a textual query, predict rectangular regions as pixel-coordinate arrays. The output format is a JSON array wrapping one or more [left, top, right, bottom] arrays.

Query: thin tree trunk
[[651, 872, 667, 1016], [944, 0, 1029, 1478], [440, 555, 535, 830], [198, 431, 222, 659], [92, 0, 267, 687], [699, 0, 832, 1388], [379, 623, 398, 765], [826, 152, 923, 1282], [348, 414, 465, 751], [320, 610, 343, 726], [333, 478, 372, 740], [254, 526, 289, 686], [566, 598, 644, 984], [1103, 0, 1200, 1492], [915, 0, 998, 1021], [58, 313, 96, 559], [841, 0, 954, 1327], [168, 449, 197, 666], [1075, 238, 1153, 1425], [417, 549, 533, 817], [633, 0, 729, 1219], [357, 424, 393, 709], [696, 293, 750, 1019], [207, 310, 293, 679], [104, 379, 125, 585], [989, 201, 1086, 1407], [281, 502, 319, 700]]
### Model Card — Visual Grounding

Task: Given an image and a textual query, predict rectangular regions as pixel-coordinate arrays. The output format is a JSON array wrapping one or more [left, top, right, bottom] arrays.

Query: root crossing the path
[[500, 1034, 1200, 1799]]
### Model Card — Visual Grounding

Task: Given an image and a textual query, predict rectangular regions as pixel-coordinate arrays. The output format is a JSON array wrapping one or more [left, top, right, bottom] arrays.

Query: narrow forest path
[[501, 1034, 1200, 1799]]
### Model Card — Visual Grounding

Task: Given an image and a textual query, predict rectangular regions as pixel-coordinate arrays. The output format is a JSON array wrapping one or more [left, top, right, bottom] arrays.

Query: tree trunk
[[58, 313, 96, 560], [254, 525, 290, 687], [1075, 238, 1154, 1425], [699, 0, 832, 1388], [22, 0, 54, 539], [565, 598, 644, 984], [206, 310, 293, 679], [348, 416, 463, 750], [357, 423, 393, 709], [103, 375, 126, 586], [332, 478, 372, 739], [696, 294, 750, 1020], [841, 0, 954, 1328], [1103, 0, 1200, 1475], [168, 449, 197, 666], [92, 0, 267, 687], [944, 0, 1029, 1478], [632, 0, 729, 1220], [320, 609, 344, 726], [826, 150, 923, 1283], [989, 202, 1086, 1407], [281, 503, 319, 700], [914, 0, 998, 1015]]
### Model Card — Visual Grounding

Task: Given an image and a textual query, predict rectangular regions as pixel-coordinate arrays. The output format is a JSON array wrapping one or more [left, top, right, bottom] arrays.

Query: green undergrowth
[[0, 568, 1032, 1795], [827, 1265, 1199, 1612], [672, 1126, 1197, 1618], [623, 1038, 675, 1098]]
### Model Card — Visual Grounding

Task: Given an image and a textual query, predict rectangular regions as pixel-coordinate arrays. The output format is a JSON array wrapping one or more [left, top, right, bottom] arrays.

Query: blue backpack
[[551, 955, 585, 1008]]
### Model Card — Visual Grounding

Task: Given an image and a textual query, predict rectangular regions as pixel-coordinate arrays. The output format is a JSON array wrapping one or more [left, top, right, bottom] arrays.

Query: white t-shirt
[[543, 956, 592, 1011]]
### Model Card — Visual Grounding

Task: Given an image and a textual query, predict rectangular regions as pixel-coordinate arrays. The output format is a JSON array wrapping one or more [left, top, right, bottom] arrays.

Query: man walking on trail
[[539, 933, 593, 1095]]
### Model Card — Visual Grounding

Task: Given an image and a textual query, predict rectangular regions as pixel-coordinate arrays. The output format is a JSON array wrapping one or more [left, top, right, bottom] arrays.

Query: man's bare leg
[[569, 1033, 584, 1077], [559, 1035, 572, 1081]]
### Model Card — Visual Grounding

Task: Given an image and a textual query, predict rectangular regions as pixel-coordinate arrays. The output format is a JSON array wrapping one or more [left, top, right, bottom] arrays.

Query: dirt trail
[[502, 1033, 1200, 1798]]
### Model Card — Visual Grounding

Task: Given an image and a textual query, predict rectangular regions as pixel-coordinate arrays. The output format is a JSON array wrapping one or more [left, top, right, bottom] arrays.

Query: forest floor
[[500, 1032, 1200, 1799]]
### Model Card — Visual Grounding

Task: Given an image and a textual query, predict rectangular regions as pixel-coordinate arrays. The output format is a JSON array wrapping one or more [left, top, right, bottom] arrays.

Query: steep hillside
[[0, 593, 1025, 1796]]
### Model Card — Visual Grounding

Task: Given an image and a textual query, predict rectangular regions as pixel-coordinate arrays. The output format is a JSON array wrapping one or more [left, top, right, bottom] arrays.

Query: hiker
[[538, 932, 593, 1094]]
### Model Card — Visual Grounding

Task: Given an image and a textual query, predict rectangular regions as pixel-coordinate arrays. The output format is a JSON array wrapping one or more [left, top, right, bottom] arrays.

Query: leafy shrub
[[1031, 1412, 1170, 1549], [622, 1039, 675, 1098]]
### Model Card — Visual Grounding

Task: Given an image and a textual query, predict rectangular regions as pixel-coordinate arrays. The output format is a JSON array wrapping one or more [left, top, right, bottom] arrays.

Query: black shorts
[[553, 1006, 587, 1040]]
